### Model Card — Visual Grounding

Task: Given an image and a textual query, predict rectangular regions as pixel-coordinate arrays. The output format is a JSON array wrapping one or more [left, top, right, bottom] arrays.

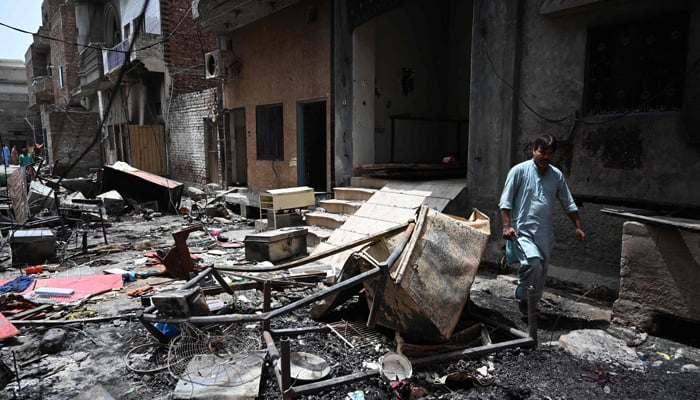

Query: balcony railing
[[103, 39, 130, 74], [78, 43, 105, 86], [131, 33, 165, 73]]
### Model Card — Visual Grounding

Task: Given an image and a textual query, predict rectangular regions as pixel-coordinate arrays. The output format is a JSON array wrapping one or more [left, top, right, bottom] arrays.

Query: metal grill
[[326, 320, 386, 350]]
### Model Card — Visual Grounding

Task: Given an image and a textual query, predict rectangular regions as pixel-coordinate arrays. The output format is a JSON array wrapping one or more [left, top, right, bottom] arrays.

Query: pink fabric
[[0, 274, 123, 303]]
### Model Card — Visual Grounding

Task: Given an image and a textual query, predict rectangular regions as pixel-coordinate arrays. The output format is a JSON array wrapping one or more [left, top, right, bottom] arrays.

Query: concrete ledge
[[333, 187, 376, 201], [318, 199, 363, 215], [612, 221, 700, 330], [305, 211, 347, 230]]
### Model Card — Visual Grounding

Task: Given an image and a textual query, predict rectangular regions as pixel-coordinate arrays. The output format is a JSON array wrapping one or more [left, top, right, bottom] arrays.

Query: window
[[256, 104, 284, 160], [134, 16, 145, 35], [584, 13, 689, 115], [58, 65, 64, 88]]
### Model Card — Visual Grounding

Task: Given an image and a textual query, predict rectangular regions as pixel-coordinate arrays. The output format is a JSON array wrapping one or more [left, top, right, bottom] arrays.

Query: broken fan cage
[[167, 322, 263, 386], [326, 320, 387, 350], [125, 341, 170, 374]]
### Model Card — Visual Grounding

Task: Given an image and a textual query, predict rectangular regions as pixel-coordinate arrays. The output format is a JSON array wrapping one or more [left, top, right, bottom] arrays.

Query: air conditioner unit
[[205, 49, 239, 80]]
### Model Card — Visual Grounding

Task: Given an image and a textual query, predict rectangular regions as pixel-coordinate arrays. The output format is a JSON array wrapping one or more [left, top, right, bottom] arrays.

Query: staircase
[[304, 187, 377, 245]]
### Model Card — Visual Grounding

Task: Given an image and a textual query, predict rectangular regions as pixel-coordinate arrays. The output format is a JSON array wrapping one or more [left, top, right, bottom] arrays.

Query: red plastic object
[[26, 266, 43, 274]]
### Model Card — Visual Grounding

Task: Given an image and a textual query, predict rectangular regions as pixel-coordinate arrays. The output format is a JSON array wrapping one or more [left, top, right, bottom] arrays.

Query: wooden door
[[129, 125, 166, 175]]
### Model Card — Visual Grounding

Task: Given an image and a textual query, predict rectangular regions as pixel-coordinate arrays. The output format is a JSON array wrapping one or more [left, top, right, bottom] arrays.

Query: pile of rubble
[[0, 163, 697, 400]]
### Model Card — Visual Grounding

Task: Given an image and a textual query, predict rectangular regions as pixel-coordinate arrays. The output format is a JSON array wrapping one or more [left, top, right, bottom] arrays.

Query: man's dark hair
[[534, 134, 557, 152]]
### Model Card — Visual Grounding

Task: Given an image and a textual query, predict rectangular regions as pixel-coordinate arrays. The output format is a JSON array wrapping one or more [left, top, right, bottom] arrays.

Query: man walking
[[498, 134, 585, 315], [2, 144, 9, 167]]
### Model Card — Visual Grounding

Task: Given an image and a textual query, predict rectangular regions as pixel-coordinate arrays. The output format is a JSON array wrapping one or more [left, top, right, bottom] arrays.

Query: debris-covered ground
[[0, 192, 699, 399]]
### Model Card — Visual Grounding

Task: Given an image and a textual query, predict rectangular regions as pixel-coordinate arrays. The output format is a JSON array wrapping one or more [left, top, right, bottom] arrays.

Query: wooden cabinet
[[259, 186, 315, 229]]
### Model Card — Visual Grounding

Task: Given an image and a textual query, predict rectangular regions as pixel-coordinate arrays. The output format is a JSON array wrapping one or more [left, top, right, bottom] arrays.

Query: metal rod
[[11, 313, 137, 326], [287, 337, 535, 397], [270, 326, 330, 337], [210, 267, 235, 295], [180, 266, 215, 290], [411, 337, 536, 368], [527, 286, 538, 342], [12, 351, 20, 390], [139, 266, 382, 324], [135, 311, 170, 344], [263, 330, 284, 397], [466, 311, 530, 339], [366, 265, 387, 329], [325, 323, 355, 348], [98, 201, 108, 244], [265, 266, 380, 320], [263, 281, 271, 332], [366, 221, 414, 327], [263, 330, 279, 361], [280, 337, 291, 397], [289, 369, 381, 397], [221, 223, 410, 272]]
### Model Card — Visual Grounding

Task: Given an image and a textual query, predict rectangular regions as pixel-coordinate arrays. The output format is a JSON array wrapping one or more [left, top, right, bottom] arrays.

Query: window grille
[[584, 13, 689, 115], [256, 104, 284, 161]]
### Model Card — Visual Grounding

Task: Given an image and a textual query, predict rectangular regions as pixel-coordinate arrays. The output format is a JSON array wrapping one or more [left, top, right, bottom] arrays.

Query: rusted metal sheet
[[359, 206, 491, 342], [101, 162, 183, 212], [8, 168, 28, 224], [129, 125, 166, 175], [160, 225, 205, 280]]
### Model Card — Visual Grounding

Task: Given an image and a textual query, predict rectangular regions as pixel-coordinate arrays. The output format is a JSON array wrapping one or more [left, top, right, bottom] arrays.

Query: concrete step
[[350, 176, 388, 190], [333, 187, 376, 202], [305, 211, 348, 230], [305, 225, 333, 247], [318, 199, 363, 215]]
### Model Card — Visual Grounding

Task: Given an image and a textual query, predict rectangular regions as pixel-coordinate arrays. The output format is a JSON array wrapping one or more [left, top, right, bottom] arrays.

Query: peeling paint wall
[[222, 0, 331, 192]]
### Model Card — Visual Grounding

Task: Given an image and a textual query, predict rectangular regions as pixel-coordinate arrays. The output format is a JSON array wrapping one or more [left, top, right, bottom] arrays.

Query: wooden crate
[[259, 186, 315, 211]]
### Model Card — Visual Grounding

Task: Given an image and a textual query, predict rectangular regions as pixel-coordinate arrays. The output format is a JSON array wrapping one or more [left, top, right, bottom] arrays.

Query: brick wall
[[168, 88, 217, 184], [161, 0, 217, 96], [44, 109, 101, 178], [49, 1, 79, 106]]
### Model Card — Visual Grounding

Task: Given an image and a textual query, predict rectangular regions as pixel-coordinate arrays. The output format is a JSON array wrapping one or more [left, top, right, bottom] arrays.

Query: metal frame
[[136, 224, 539, 398]]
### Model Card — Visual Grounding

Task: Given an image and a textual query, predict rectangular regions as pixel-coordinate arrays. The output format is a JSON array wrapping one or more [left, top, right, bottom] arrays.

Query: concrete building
[[25, 0, 218, 181], [468, 0, 700, 299], [192, 0, 332, 192], [192, 0, 471, 193], [0, 59, 36, 158], [193, 0, 700, 319]]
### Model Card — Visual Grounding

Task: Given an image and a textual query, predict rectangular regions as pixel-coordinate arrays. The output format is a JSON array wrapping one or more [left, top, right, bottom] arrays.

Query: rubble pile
[[0, 164, 697, 400]]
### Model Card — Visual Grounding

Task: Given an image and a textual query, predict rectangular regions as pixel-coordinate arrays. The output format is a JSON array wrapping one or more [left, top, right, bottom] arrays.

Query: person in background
[[498, 134, 585, 316], [19, 148, 35, 180], [2, 144, 9, 167], [10, 146, 18, 165]]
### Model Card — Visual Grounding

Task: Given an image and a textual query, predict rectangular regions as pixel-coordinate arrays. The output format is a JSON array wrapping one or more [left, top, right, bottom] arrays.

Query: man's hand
[[500, 209, 517, 240], [503, 226, 518, 240], [575, 228, 585, 243]]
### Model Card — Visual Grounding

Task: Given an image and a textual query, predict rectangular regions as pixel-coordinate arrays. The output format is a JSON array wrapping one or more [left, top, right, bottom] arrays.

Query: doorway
[[205, 120, 219, 184], [297, 100, 327, 192], [226, 108, 247, 186]]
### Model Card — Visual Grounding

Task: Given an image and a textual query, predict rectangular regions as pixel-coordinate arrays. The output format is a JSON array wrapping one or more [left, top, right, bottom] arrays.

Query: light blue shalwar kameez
[[498, 159, 578, 303]]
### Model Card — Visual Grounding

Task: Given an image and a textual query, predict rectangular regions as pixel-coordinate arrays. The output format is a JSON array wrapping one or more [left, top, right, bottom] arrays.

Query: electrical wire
[[480, 35, 635, 126], [0, 4, 191, 55], [1, 2, 205, 56], [9, 0, 152, 242], [478, 17, 691, 126]]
